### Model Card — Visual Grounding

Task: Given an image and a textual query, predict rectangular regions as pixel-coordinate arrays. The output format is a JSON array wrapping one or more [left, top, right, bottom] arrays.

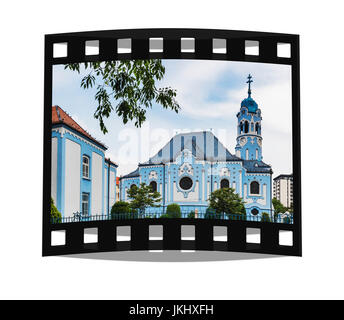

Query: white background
[[0, 0, 343, 300]]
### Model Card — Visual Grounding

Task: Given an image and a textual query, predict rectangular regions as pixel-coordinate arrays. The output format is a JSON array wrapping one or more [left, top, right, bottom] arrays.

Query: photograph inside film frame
[[50, 58, 294, 226]]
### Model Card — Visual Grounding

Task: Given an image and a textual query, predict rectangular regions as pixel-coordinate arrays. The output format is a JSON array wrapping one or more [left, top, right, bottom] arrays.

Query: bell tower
[[235, 74, 263, 161]]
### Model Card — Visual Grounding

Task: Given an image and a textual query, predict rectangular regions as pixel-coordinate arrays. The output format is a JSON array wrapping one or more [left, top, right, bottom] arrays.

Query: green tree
[[51, 197, 62, 223], [261, 212, 271, 222], [110, 201, 134, 219], [127, 183, 162, 215], [272, 197, 287, 214], [166, 203, 181, 218], [208, 188, 246, 217], [65, 60, 180, 134]]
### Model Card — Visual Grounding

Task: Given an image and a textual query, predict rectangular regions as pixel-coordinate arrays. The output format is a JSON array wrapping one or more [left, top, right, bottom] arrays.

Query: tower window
[[256, 149, 258, 159], [149, 181, 157, 192], [255, 122, 259, 134], [220, 179, 230, 189], [82, 155, 90, 178], [250, 181, 260, 195], [244, 121, 249, 133], [240, 122, 243, 133]]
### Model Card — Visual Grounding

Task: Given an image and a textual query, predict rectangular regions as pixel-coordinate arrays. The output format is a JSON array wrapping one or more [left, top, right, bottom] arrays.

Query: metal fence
[[51, 208, 293, 225]]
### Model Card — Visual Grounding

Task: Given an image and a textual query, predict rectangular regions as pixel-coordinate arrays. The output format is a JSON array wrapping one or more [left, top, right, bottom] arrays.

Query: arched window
[[244, 121, 249, 133], [220, 179, 230, 189], [251, 122, 254, 132], [82, 155, 90, 178], [240, 122, 243, 133], [130, 184, 137, 191], [149, 181, 157, 192], [255, 122, 259, 134], [250, 181, 260, 194], [255, 149, 259, 159]]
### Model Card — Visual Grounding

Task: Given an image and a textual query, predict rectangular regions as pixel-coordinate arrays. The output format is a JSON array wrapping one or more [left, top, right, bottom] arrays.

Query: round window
[[251, 208, 259, 216], [179, 176, 193, 190]]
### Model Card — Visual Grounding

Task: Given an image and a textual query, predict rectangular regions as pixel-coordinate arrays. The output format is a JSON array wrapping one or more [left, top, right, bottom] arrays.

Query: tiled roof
[[143, 131, 241, 165], [242, 160, 272, 173], [52, 105, 107, 149], [120, 167, 140, 179]]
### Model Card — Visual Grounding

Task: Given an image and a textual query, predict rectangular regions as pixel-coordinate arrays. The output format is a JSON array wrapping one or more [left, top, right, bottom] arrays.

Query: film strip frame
[[43, 28, 301, 257]]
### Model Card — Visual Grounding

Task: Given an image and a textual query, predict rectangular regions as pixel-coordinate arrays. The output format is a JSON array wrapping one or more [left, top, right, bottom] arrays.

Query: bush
[[51, 198, 62, 223], [204, 207, 223, 219], [159, 214, 170, 218], [166, 203, 181, 218], [187, 211, 195, 219], [283, 216, 291, 224], [111, 201, 137, 219], [261, 212, 271, 222]]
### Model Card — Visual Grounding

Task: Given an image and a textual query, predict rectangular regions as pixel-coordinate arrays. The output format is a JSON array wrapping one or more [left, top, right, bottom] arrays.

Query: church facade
[[51, 106, 118, 219], [120, 75, 273, 219]]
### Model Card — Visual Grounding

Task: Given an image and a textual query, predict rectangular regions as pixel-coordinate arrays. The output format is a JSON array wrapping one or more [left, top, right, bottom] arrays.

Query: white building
[[51, 106, 118, 219], [273, 174, 293, 208]]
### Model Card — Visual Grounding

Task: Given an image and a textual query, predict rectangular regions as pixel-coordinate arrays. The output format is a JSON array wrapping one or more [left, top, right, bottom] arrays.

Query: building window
[[82, 193, 89, 216], [255, 122, 259, 134], [179, 176, 193, 190], [244, 121, 249, 133], [251, 208, 259, 216], [220, 179, 230, 188], [250, 181, 260, 194], [149, 181, 157, 192], [82, 155, 90, 178], [130, 184, 137, 191]]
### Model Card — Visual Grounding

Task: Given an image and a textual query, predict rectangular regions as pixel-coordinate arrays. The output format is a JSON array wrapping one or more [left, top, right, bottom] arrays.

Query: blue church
[[51, 106, 118, 219], [120, 75, 273, 219]]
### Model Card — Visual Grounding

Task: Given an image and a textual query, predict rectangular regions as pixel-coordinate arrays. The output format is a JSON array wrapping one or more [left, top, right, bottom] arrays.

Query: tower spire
[[247, 74, 253, 97]]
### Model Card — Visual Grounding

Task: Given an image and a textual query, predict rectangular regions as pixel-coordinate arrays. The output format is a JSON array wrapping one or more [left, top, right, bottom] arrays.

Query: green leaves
[[208, 188, 246, 216], [127, 183, 162, 214], [65, 60, 180, 134]]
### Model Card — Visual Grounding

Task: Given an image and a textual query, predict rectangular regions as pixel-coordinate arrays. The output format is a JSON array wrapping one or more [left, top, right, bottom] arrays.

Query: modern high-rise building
[[273, 174, 293, 208]]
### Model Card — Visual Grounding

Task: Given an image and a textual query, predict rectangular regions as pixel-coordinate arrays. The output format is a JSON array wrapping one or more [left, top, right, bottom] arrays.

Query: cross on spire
[[247, 74, 253, 97]]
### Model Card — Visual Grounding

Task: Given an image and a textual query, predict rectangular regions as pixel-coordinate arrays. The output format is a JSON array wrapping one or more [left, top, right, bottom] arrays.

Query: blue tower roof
[[241, 96, 258, 113], [241, 74, 258, 113]]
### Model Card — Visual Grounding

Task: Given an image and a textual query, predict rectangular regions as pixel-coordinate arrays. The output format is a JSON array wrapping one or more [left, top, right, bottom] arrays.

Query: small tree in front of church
[[127, 183, 162, 216], [51, 197, 62, 223], [208, 188, 246, 218], [272, 197, 288, 221]]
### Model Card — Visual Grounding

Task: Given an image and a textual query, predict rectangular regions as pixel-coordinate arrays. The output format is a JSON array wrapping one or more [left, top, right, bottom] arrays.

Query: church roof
[[142, 131, 241, 165], [52, 106, 107, 149], [242, 160, 272, 173], [120, 132, 272, 179], [121, 167, 140, 179]]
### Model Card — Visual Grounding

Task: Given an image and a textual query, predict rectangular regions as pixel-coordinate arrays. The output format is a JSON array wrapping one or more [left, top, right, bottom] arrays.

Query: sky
[[53, 60, 292, 177]]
